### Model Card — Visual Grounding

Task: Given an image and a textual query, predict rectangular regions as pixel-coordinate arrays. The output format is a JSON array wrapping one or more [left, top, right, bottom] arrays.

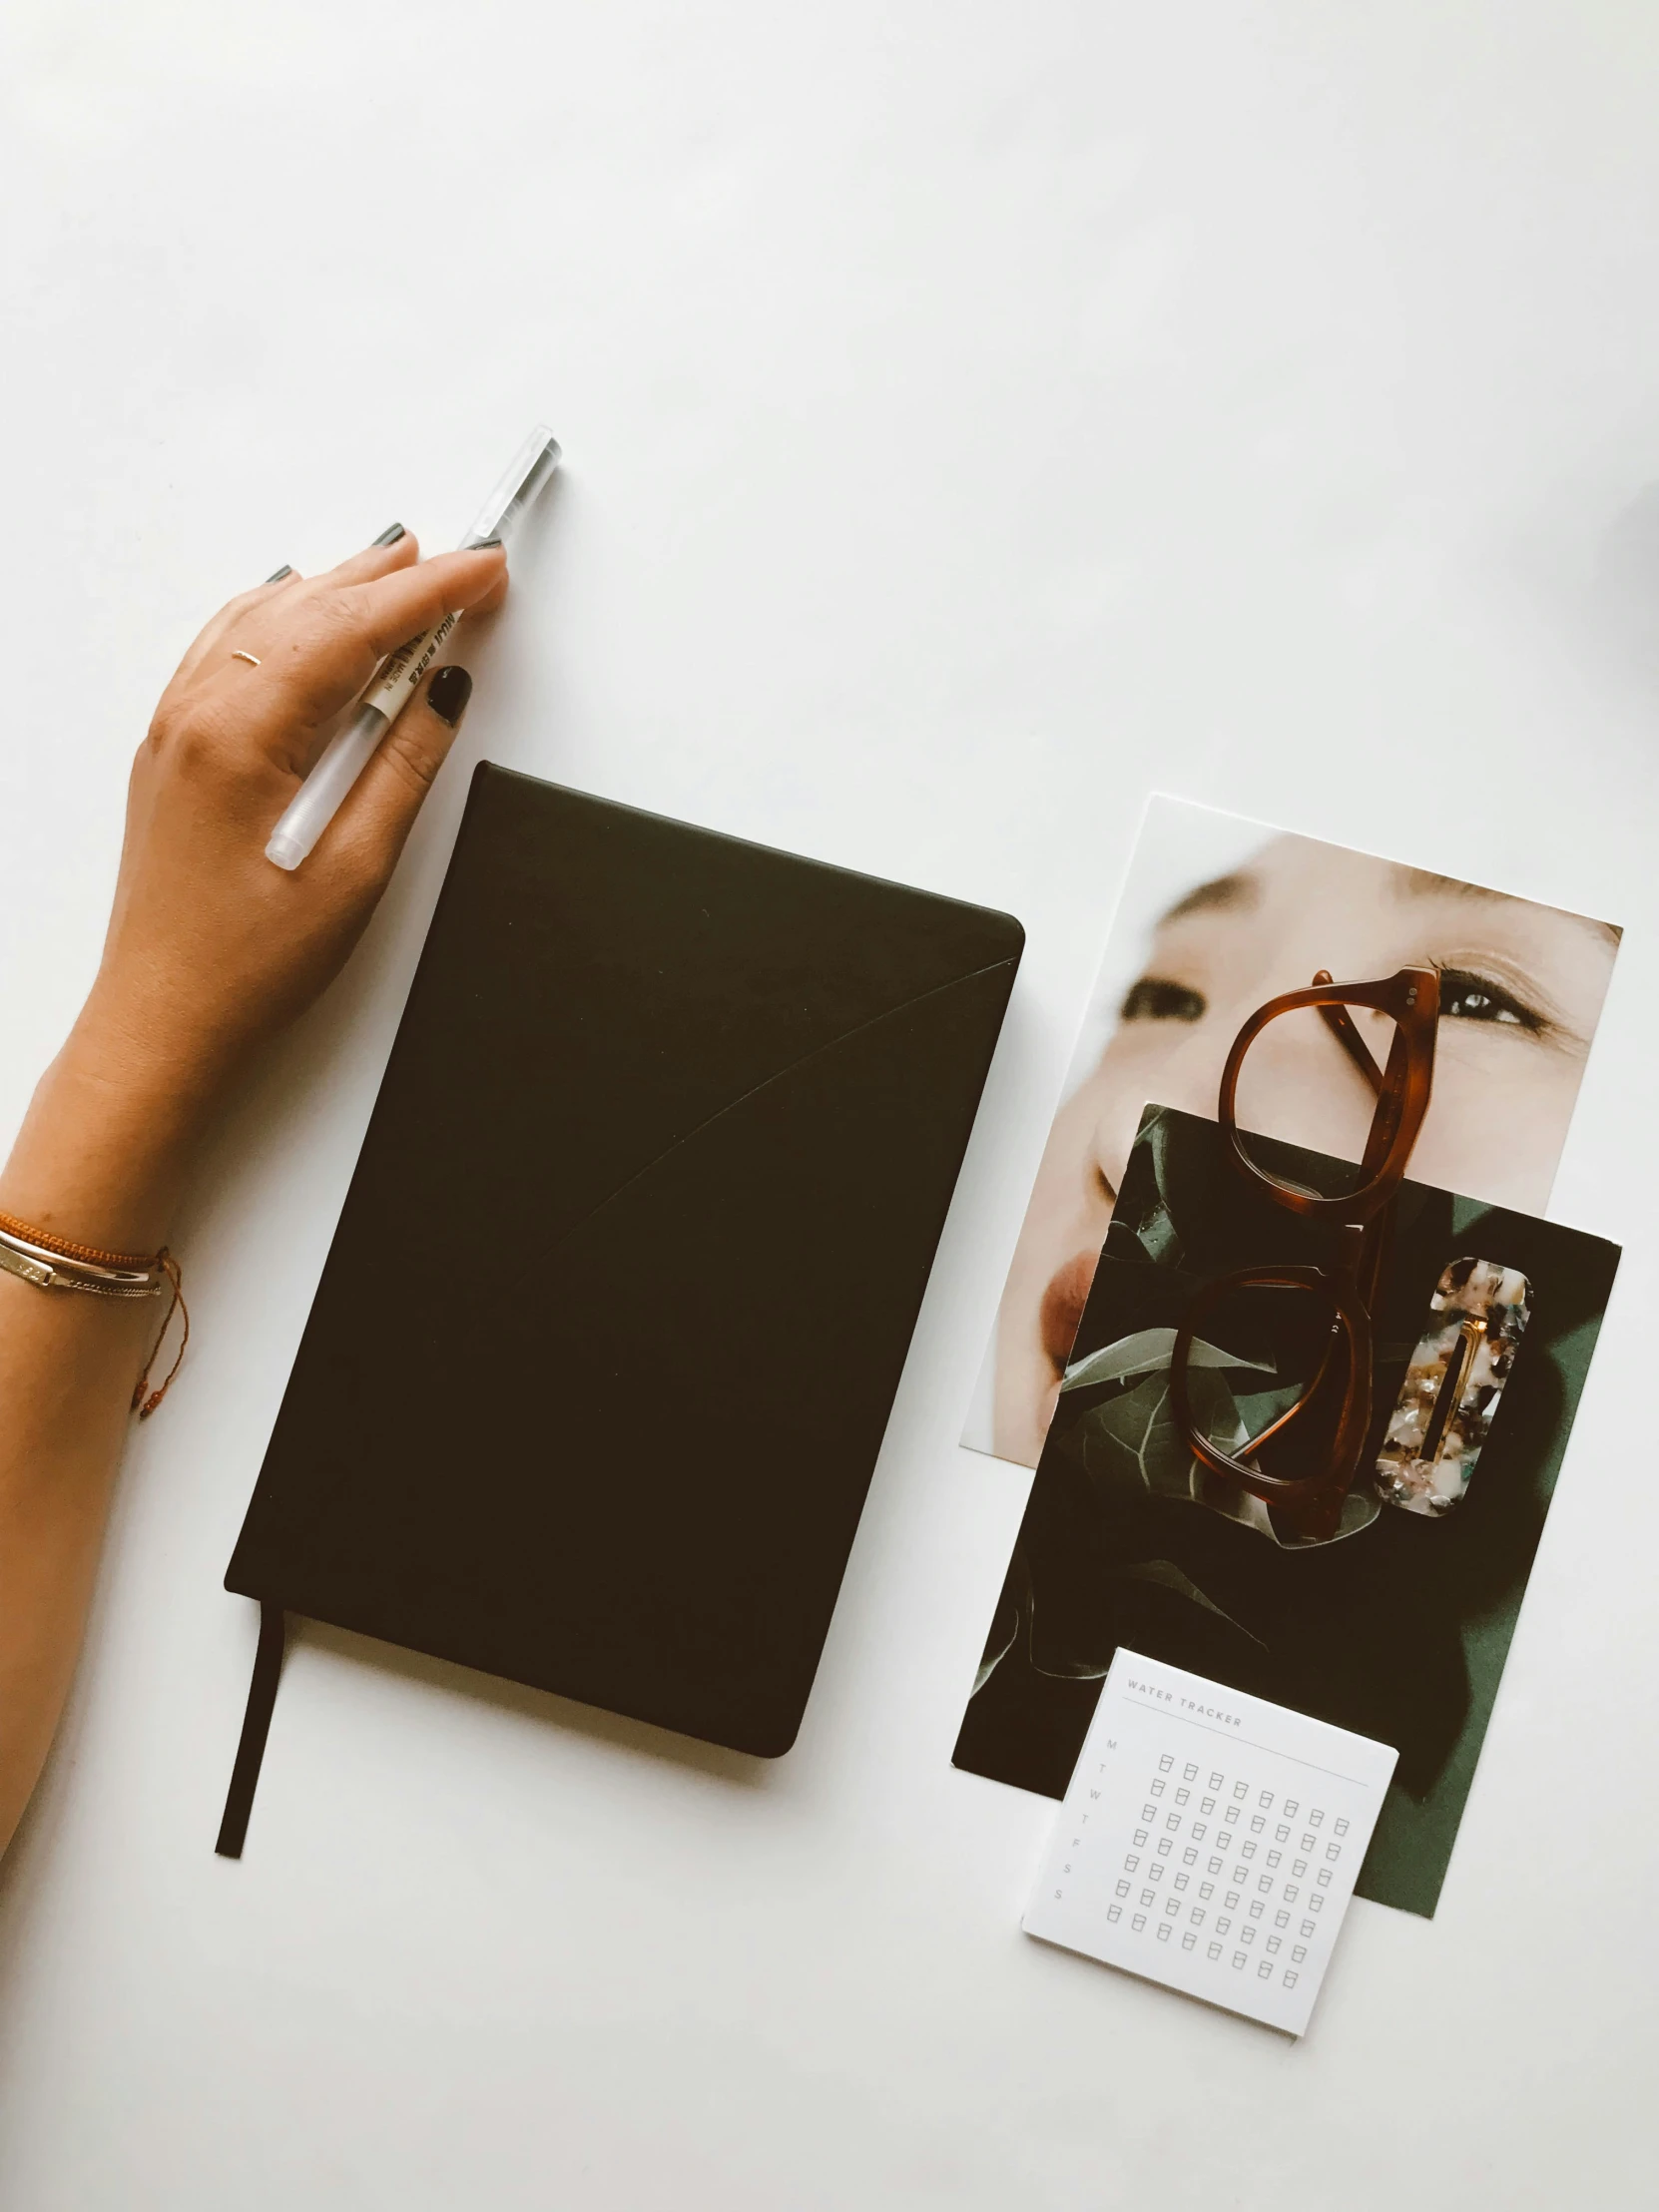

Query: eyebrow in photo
[[1158, 864, 1621, 950], [1402, 870, 1622, 947], [1160, 871, 1261, 924]]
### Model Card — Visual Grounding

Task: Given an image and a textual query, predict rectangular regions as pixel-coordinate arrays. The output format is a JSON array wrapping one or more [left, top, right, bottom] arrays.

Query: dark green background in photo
[[954, 1105, 1620, 1918]]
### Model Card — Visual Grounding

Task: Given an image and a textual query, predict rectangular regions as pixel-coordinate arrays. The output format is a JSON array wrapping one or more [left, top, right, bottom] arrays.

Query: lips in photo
[[1040, 1248, 1101, 1378]]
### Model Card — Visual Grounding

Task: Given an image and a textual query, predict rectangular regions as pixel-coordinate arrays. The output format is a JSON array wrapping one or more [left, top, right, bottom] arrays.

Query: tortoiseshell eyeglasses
[[1168, 966, 1440, 1541]]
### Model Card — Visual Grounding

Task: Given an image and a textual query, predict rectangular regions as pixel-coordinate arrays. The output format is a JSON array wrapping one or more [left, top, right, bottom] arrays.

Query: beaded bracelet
[[0, 1209, 189, 1417]]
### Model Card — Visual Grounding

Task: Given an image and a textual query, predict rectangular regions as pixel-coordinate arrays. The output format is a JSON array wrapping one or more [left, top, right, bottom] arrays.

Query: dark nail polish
[[372, 522, 406, 547], [468, 535, 503, 551], [264, 564, 293, 583], [426, 665, 473, 727]]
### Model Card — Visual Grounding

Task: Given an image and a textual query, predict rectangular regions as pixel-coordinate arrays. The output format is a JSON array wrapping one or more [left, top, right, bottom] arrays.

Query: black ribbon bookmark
[[215, 1602, 287, 1859]]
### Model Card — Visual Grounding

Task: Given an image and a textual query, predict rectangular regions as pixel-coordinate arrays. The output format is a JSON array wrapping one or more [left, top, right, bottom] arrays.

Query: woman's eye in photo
[[1120, 976, 1206, 1023], [1435, 967, 1540, 1030]]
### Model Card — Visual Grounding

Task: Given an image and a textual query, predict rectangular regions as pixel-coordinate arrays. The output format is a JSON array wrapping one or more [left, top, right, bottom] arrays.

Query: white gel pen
[[265, 424, 562, 870]]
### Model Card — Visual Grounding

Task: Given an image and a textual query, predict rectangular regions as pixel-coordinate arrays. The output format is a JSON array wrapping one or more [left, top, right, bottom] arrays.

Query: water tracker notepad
[[1023, 1650, 1396, 2034]]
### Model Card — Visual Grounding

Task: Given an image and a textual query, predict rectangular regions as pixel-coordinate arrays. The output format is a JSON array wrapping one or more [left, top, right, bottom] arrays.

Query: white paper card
[[1023, 1650, 1397, 2035]]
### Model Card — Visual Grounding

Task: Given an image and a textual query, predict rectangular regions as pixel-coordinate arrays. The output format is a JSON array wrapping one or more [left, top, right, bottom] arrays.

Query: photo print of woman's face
[[973, 807, 1620, 1469]]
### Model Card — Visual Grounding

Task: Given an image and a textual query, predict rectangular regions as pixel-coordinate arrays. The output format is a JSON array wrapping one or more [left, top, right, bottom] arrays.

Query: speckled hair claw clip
[[1375, 1258, 1532, 1516]]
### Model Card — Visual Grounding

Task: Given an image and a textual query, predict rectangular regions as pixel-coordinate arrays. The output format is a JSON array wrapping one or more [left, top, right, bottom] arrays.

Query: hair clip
[[1375, 1258, 1531, 1516]]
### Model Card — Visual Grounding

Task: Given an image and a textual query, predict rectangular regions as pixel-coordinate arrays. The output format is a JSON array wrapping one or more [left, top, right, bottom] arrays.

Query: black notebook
[[218, 763, 1021, 1851]]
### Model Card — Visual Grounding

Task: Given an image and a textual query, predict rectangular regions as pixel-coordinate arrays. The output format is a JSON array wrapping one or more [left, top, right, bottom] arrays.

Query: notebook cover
[[226, 764, 1022, 1757]]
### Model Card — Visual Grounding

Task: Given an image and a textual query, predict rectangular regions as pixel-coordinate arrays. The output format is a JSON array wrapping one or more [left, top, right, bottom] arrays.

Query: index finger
[[227, 544, 509, 733]]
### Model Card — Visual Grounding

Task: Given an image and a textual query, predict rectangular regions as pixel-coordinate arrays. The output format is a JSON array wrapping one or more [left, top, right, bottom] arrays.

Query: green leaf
[[1115, 1560, 1267, 1645], [1061, 1327, 1274, 1394], [1073, 1369, 1243, 1499]]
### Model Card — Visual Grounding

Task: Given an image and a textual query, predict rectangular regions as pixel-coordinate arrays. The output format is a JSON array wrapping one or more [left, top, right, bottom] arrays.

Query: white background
[[2, 4, 1656, 2205]]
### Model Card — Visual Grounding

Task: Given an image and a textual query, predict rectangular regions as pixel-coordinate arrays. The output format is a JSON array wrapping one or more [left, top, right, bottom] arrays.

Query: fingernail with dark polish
[[372, 522, 406, 547], [468, 535, 503, 551], [426, 665, 473, 727], [264, 564, 293, 583]]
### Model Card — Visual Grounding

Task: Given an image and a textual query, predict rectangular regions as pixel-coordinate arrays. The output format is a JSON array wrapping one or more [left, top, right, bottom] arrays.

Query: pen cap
[[462, 424, 562, 549]]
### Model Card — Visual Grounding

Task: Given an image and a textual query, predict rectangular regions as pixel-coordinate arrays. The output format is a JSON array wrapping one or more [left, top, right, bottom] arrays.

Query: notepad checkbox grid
[[1106, 1759, 1348, 1984]]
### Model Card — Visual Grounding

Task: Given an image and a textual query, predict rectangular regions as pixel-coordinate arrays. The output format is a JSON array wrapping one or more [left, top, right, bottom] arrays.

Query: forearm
[[0, 1021, 204, 1852]]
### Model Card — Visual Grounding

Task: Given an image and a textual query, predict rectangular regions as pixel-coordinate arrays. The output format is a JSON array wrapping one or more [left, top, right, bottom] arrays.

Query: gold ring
[[232, 650, 262, 668]]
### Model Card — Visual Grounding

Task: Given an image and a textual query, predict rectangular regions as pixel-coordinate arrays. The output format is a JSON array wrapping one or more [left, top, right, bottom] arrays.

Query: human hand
[[2, 528, 507, 1250]]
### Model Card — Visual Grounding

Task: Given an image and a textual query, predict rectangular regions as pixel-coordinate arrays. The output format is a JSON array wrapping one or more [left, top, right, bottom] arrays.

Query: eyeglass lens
[[1232, 999, 1400, 1202], [1192, 1276, 1356, 1488]]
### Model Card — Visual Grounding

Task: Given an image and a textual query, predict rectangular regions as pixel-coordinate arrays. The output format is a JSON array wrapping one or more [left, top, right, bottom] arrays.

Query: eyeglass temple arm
[[1312, 970, 1384, 1095]]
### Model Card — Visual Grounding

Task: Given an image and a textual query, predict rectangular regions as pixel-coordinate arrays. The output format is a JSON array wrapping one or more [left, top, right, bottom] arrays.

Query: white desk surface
[[3, 5, 1657, 2205]]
